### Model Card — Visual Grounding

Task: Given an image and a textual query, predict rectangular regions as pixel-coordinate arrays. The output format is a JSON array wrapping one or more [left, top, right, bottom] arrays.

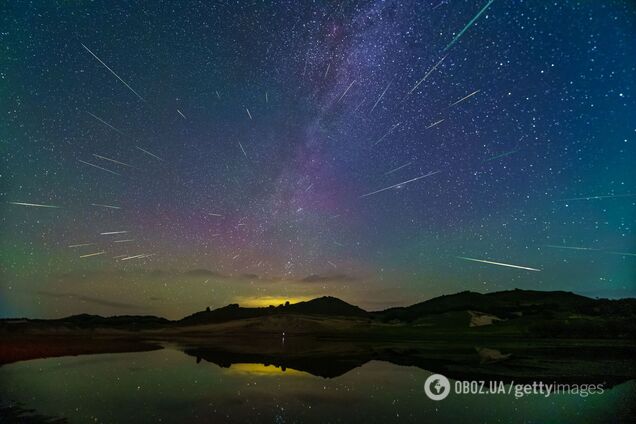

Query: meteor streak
[[79, 251, 106, 258], [78, 159, 120, 175], [408, 55, 447, 94], [91, 203, 121, 209], [426, 119, 445, 129], [86, 112, 124, 135], [337, 80, 356, 102], [68, 243, 94, 248], [544, 245, 596, 251], [484, 149, 519, 161], [449, 89, 481, 107], [354, 98, 365, 112], [245, 108, 252, 120], [136, 146, 163, 161], [119, 253, 153, 261], [373, 122, 401, 146], [457, 256, 541, 272], [177, 109, 187, 119], [81, 43, 146, 101], [113, 239, 134, 243], [383, 162, 412, 176], [100, 231, 128, 235], [93, 154, 132, 167], [238, 142, 248, 158], [8, 201, 60, 208], [607, 251, 636, 257], [444, 0, 495, 51], [371, 82, 391, 112], [554, 194, 636, 202], [360, 171, 440, 198]]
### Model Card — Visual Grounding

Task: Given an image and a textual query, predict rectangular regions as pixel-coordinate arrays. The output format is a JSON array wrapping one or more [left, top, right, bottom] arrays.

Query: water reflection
[[225, 363, 310, 377], [0, 343, 634, 423]]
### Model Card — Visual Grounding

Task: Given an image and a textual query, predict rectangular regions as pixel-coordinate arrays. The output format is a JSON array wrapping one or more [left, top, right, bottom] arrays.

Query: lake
[[1, 345, 634, 423]]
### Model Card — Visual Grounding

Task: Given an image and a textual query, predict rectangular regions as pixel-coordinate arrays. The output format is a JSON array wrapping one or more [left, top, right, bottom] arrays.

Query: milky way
[[1, 1, 634, 318]]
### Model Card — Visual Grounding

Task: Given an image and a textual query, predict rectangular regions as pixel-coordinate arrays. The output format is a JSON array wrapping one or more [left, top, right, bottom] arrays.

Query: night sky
[[1, 0, 634, 319]]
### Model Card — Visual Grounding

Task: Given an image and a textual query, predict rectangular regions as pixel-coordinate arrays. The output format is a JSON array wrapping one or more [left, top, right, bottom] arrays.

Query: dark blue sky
[[1, 0, 634, 318]]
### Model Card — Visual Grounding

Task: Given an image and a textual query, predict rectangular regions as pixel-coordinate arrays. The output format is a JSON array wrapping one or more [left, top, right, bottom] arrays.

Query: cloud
[[300, 274, 357, 283], [183, 269, 225, 277], [35, 290, 147, 311]]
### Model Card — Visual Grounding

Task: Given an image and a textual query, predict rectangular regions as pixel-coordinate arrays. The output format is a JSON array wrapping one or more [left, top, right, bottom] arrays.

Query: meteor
[[208, 213, 223, 217], [373, 122, 401, 146], [93, 154, 132, 167], [91, 203, 121, 209], [408, 55, 447, 94], [444, 0, 495, 51], [383, 162, 412, 176], [100, 231, 128, 235], [119, 253, 152, 261], [8, 201, 60, 209], [606, 251, 636, 257], [554, 194, 636, 202], [136, 146, 163, 161], [449, 89, 481, 107], [79, 251, 106, 258], [360, 171, 440, 198], [78, 159, 120, 175], [484, 149, 519, 162], [238, 142, 248, 158], [371, 82, 391, 112], [68, 243, 94, 248], [544, 245, 596, 251], [328, 261, 337, 269], [86, 112, 124, 135], [457, 256, 541, 272], [426, 119, 445, 129], [245, 107, 252, 120], [113, 239, 134, 243], [337, 80, 356, 102], [177, 109, 187, 119], [81, 43, 146, 101], [354, 98, 365, 112]]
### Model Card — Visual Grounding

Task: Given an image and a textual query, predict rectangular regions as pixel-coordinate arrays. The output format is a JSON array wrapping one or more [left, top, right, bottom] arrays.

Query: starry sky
[[1, 0, 635, 319]]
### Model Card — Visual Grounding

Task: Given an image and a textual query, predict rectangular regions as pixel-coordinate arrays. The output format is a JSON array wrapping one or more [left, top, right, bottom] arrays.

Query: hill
[[2, 289, 635, 339], [179, 296, 367, 325], [375, 289, 596, 322]]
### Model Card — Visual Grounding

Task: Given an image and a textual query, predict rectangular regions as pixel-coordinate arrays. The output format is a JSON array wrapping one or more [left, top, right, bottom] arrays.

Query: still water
[[0, 346, 634, 423]]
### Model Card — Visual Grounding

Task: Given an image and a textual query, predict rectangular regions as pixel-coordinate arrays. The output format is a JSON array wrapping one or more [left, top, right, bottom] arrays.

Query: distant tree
[[285, 301, 290, 307], [205, 306, 210, 312]]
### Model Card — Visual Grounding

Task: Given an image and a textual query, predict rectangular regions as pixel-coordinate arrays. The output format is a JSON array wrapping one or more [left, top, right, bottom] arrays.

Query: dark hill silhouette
[[2, 290, 635, 338], [179, 296, 367, 325], [375, 289, 599, 322]]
